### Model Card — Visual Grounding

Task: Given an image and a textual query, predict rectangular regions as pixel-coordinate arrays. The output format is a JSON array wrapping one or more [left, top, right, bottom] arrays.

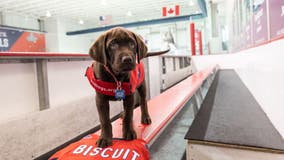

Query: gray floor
[[149, 100, 195, 160]]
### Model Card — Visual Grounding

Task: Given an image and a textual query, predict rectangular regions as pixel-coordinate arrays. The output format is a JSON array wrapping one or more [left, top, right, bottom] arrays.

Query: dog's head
[[89, 27, 148, 74]]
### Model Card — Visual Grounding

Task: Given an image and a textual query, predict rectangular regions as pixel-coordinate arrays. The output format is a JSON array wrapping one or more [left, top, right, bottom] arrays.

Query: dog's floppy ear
[[89, 33, 107, 65], [132, 33, 148, 63]]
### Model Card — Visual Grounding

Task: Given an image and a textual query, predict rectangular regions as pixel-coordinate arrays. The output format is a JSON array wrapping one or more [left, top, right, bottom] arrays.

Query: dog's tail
[[146, 48, 170, 57]]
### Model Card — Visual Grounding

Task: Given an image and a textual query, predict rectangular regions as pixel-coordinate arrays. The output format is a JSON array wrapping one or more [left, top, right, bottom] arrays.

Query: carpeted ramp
[[185, 69, 284, 153]]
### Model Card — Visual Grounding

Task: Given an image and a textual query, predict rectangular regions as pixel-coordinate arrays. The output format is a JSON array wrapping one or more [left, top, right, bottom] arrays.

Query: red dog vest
[[85, 62, 145, 96]]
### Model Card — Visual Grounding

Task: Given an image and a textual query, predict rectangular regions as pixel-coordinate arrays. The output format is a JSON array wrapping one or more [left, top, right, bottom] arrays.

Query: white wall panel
[[192, 39, 284, 139], [147, 56, 162, 98], [47, 61, 94, 107], [0, 63, 39, 123]]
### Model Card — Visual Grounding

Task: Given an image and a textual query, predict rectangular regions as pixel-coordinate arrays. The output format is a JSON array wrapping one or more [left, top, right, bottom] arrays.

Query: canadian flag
[[162, 5, 180, 17]]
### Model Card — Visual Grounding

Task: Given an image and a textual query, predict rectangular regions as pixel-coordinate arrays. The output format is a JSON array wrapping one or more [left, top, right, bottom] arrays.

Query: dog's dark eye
[[129, 42, 135, 49], [110, 42, 119, 50]]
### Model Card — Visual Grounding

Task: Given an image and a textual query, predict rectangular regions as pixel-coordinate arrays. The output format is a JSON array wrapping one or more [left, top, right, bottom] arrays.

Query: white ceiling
[[0, 0, 202, 26]]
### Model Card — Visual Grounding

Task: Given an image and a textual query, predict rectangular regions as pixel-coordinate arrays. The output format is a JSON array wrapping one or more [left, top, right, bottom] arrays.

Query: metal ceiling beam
[[66, 14, 204, 35], [0, 24, 44, 33], [198, 0, 207, 16]]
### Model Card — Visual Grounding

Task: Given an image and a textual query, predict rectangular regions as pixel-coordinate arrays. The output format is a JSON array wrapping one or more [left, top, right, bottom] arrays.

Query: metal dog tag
[[115, 89, 125, 100]]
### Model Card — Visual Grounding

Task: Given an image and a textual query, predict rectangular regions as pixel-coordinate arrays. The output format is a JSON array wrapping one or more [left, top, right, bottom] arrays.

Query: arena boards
[[49, 66, 217, 160]]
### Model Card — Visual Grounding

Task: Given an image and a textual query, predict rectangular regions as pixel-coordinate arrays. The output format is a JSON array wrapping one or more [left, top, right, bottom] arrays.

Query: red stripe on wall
[[175, 5, 180, 16], [162, 7, 167, 16]]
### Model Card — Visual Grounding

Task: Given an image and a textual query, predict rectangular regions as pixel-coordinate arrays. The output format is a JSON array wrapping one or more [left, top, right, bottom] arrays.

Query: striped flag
[[99, 15, 112, 25], [162, 5, 180, 17]]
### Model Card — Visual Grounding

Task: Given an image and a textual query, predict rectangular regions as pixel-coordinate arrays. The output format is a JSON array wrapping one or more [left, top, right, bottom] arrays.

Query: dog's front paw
[[141, 116, 152, 125], [123, 129, 137, 140], [96, 137, 112, 148]]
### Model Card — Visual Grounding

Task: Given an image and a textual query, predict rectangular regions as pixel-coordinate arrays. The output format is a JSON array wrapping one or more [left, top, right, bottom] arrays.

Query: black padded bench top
[[185, 69, 284, 153]]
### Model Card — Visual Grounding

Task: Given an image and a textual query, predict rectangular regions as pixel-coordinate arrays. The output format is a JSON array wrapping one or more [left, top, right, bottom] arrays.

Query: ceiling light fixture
[[101, 0, 107, 5], [45, 11, 51, 17], [126, 11, 132, 16], [189, 0, 195, 6], [46, 11, 51, 17], [79, 19, 84, 24]]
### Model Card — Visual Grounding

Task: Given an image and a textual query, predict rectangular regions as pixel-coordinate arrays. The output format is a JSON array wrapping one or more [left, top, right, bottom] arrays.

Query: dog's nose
[[122, 56, 133, 63]]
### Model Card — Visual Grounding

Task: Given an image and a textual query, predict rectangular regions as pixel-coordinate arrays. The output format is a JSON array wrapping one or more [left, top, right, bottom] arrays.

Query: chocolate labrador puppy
[[86, 27, 169, 148]]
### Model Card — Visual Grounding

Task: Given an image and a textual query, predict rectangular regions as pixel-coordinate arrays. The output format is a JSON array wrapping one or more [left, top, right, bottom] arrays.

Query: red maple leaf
[[168, 8, 174, 14]]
